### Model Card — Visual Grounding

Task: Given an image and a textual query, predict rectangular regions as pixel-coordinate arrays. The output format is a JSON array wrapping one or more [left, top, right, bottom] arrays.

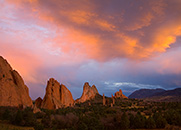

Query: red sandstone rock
[[76, 82, 99, 103], [35, 97, 43, 108], [0, 56, 33, 107], [103, 93, 106, 106], [112, 94, 115, 105], [114, 89, 128, 99], [41, 78, 74, 110]]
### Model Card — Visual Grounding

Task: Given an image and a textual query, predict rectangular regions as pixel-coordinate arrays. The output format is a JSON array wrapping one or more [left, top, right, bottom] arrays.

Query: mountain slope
[[129, 88, 181, 102], [146, 88, 181, 102], [128, 88, 165, 99]]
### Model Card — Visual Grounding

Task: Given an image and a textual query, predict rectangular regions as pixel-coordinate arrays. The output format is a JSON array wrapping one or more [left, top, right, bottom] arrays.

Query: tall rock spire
[[41, 78, 74, 110], [103, 93, 106, 106], [76, 82, 99, 103]]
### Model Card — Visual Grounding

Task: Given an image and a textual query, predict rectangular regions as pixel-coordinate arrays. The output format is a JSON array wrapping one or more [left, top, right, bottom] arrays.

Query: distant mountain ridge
[[129, 88, 181, 102], [151, 88, 181, 97], [128, 88, 166, 99]]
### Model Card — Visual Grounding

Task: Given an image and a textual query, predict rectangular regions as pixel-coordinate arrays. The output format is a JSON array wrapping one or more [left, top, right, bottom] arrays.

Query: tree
[[129, 113, 135, 129], [132, 112, 146, 128], [23, 108, 36, 126], [34, 123, 44, 130], [14, 110, 23, 125], [145, 116, 156, 129], [120, 112, 130, 129], [153, 112, 167, 128], [2, 109, 10, 120], [164, 109, 181, 126], [77, 122, 88, 130]]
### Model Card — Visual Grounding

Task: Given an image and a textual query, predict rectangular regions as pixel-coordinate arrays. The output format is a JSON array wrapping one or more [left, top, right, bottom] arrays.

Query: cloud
[[6, 0, 181, 61], [104, 81, 162, 90], [1, 0, 181, 99]]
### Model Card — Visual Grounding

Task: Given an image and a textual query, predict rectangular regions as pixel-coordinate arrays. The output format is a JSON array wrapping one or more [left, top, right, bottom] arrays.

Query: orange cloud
[[151, 24, 181, 53], [95, 20, 116, 31], [4, 0, 181, 62]]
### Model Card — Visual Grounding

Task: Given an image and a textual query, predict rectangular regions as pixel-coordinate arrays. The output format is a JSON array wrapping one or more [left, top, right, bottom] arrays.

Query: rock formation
[[103, 94, 106, 106], [0, 56, 33, 107], [41, 78, 74, 110], [35, 97, 43, 108], [114, 89, 128, 99], [112, 94, 115, 105], [76, 82, 99, 103], [33, 105, 41, 113], [106, 98, 109, 105]]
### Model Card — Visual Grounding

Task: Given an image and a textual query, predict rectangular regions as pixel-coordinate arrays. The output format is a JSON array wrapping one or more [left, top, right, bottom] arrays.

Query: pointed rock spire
[[76, 82, 99, 103], [103, 93, 106, 106], [41, 78, 74, 110]]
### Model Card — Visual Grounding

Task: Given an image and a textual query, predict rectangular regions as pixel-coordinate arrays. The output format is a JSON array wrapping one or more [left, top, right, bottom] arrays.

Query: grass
[[0, 122, 34, 130]]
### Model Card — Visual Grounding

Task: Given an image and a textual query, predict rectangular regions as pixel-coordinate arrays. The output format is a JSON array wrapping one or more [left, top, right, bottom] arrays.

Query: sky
[[0, 0, 181, 100]]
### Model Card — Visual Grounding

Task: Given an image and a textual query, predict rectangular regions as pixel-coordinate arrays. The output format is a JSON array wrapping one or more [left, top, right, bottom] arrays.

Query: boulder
[[0, 56, 32, 107]]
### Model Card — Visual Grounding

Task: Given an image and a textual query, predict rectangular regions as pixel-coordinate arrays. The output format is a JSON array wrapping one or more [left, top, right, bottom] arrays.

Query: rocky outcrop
[[41, 78, 74, 110], [0, 56, 32, 107], [35, 97, 43, 108], [76, 82, 99, 103], [112, 94, 115, 105], [33, 105, 41, 113], [114, 89, 128, 99], [103, 94, 106, 106]]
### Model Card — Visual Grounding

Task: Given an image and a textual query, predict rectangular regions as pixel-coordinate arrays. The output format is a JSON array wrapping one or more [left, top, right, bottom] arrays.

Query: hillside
[[129, 88, 181, 102], [128, 88, 165, 99]]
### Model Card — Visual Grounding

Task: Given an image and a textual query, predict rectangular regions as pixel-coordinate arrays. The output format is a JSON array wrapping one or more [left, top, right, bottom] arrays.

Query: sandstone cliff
[[114, 89, 128, 98], [41, 78, 74, 109], [0, 56, 32, 107], [76, 82, 99, 103]]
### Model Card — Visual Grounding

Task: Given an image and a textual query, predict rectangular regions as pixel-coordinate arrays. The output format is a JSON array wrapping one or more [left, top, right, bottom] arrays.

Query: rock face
[[112, 94, 115, 105], [103, 94, 106, 106], [114, 89, 128, 99], [35, 97, 43, 108], [0, 56, 32, 107], [76, 82, 99, 103], [41, 78, 74, 110]]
